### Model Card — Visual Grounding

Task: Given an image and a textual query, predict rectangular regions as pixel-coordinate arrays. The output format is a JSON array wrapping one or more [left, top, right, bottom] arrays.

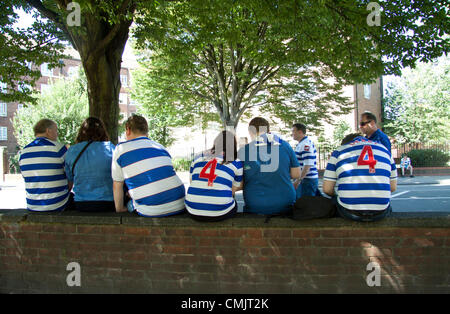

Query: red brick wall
[[1, 214, 449, 294]]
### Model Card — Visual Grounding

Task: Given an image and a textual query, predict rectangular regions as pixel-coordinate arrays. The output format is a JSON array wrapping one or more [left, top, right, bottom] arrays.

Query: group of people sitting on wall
[[18, 111, 397, 223]]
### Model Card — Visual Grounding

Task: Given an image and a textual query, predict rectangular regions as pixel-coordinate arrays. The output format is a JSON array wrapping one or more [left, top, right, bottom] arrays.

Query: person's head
[[292, 123, 307, 142], [125, 114, 148, 140], [75, 117, 109, 143], [248, 117, 270, 139], [33, 119, 58, 141], [341, 133, 362, 145], [211, 130, 237, 163], [359, 112, 378, 136], [402, 154, 408, 159]]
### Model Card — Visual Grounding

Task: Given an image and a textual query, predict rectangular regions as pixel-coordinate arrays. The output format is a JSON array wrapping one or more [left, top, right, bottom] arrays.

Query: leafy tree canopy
[[132, 0, 449, 130], [383, 55, 450, 144], [12, 69, 89, 148]]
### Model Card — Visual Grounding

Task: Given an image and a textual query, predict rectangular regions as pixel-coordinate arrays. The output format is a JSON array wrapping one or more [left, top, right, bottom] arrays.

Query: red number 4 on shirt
[[199, 159, 218, 186], [357, 145, 377, 173]]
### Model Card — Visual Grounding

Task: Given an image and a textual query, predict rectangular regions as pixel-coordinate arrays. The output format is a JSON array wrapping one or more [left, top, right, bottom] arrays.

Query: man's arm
[[390, 180, 397, 193], [293, 165, 311, 189], [322, 180, 336, 196], [290, 166, 301, 180], [113, 181, 127, 213]]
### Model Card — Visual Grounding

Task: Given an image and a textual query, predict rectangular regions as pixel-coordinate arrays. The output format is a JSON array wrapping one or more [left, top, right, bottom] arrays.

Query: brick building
[[0, 48, 136, 159]]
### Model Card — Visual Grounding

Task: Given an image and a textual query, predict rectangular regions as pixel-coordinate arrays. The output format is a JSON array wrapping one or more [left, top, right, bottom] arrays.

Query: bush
[[172, 157, 193, 172], [407, 149, 450, 167]]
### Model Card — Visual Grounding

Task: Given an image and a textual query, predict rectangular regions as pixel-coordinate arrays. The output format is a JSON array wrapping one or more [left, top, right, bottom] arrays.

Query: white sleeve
[[111, 146, 124, 182]]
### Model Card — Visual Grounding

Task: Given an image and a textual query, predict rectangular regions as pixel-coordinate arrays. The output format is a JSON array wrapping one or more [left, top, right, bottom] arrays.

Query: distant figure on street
[[111, 115, 185, 217], [322, 133, 397, 222], [359, 111, 392, 153], [19, 119, 71, 212], [291, 123, 319, 199], [401, 154, 414, 177]]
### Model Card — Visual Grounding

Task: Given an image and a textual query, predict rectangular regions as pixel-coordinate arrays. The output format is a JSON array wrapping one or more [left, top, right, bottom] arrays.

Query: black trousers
[[74, 201, 115, 212], [188, 203, 238, 222]]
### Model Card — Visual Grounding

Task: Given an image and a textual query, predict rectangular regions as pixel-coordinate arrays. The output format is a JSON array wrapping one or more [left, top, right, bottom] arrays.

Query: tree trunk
[[83, 49, 124, 144], [27, 0, 135, 144]]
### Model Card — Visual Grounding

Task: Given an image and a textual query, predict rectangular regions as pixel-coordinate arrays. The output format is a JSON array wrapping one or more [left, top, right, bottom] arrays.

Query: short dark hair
[[33, 119, 56, 136], [249, 117, 270, 135], [293, 123, 307, 134], [361, 111, 377, 123], [211, 131, 237, 163], [125, 114, 148, 135], [341, 133, 362, 145], [75, 117, 110, 143]]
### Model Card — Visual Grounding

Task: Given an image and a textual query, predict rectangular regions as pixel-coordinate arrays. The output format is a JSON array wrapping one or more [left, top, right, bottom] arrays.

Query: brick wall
[[0, 210, 449, 293]]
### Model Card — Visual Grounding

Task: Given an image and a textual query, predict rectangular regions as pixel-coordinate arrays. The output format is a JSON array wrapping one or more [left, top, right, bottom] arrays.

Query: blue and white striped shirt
[[324, 137, 397, 211], [19, 137, 70, 212], [294, 136, 318, 179], [111, 137, 185, 217], [185, 156, 243, 217]]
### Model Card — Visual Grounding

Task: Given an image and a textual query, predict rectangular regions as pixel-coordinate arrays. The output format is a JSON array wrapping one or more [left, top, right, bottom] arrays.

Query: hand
[[293, 179, 301, 190], [116, 206, 127, 213]]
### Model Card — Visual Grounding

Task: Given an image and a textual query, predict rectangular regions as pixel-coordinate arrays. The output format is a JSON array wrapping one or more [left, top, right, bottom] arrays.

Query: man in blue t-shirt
[[238, 117, 300, 215], [359, 111, 391, 153]]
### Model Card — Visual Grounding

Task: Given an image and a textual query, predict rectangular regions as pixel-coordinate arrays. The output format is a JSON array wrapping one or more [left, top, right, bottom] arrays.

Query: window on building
[[0, 127, 7, 141], [119, 93, 128, 105], [18, 83, 32, 93], [68, 66, 79, 78], [0, 82, 7, 93], [120, 75, 128, 87], [363, 84, 371, 99], [0, 103, 7, 117], [40, 84, 51, 93], [41, 63, 53, 77]]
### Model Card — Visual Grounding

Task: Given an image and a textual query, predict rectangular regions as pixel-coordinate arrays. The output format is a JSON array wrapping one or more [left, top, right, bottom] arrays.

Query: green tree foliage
[[133, 0, 449, 130], [12, 71, 88, 148], [2, 0, 449, 138], [383, 55, 450, 144], [0, 0, 65, 103]]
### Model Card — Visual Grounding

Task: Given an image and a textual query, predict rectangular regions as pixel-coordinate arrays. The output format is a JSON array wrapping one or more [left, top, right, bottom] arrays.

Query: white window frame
[[0, 82, 7, 93], [120, 75, 128, 87], [0, 127, 7, 141], [0, 103, 7, 117], [119, 93, 128, 105], [41, 63, 53, 77], [363, 84, 371, 99]]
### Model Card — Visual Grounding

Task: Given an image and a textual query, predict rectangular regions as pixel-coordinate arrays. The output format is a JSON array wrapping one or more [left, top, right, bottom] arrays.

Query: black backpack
[[290, 195, 336, 220]]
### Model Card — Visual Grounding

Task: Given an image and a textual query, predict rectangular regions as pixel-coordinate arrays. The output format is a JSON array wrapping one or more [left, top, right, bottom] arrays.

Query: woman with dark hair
[[64, 117, 116, 212], [185, 130, 244, 221]]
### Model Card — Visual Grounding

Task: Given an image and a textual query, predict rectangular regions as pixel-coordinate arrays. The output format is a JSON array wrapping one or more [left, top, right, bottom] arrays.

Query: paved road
[[1, 175, 449, 213]]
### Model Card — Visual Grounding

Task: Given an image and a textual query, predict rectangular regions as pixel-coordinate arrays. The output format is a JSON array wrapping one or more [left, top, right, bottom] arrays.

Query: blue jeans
[[332, 196, 392, 222], [296, 178, 319, 199]]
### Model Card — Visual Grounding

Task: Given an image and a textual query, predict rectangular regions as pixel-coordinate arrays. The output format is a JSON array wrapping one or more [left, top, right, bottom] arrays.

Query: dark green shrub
[[407, 149, 450, 167]]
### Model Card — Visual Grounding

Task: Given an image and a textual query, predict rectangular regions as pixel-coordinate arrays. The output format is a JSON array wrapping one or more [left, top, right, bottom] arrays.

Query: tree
[[383, 55, 450, 144], [0, 0, 65, 104], [4, 0, 138, 142], [2, 0, 449, 140], [12, 70, 88, 148], [133, 0, 449, 130]]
